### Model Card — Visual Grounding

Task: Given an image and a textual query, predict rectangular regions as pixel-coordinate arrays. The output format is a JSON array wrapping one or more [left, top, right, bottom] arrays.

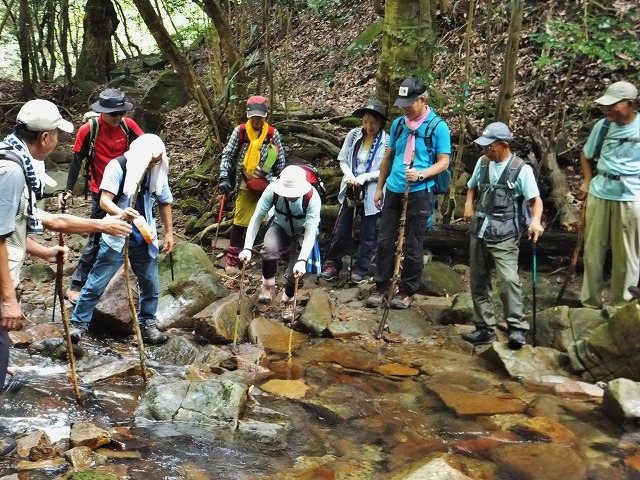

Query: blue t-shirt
[[386, 110, 451, 194], [585, 115, 640, 201]]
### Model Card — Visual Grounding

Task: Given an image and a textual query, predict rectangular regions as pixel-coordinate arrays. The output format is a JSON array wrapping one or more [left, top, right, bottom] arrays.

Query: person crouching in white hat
[[239, 165, 321, 322]]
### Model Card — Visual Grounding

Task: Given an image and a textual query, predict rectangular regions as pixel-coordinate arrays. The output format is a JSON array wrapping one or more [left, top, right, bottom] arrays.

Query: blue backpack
[[392, 115, 451, 194]]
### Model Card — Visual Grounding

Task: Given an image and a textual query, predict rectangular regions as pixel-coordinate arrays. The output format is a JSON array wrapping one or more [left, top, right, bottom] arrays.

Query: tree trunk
[[18, 0, 34, 99], [132, 0, 229, 145], [76, 0, 119, 83], [528, 126, 579, 230], [376, 0, 438, 112], [59, 0, 73, 85], [495, 0, 524, 124]]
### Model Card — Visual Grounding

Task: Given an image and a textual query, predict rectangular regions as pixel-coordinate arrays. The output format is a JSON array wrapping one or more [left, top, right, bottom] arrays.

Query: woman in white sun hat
[[239, 165, 321, 321]]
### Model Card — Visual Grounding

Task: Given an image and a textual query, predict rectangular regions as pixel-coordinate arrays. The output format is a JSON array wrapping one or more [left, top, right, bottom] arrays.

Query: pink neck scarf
[[403, 107, 431, 166]]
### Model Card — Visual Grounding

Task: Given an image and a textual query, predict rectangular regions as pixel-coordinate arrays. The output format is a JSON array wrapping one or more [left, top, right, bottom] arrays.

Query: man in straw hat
[[0, 99, 132, 454], [239, 165, 321, 321], [579, 80, 640, 310], [59, 88, 143, 304], [218, 95, 286, 274], [70, 134, 173, 345]]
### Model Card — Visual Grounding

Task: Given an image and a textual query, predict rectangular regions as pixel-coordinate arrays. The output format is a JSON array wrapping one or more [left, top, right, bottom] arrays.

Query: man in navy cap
[[462, 122, 544, 349], [366, 77, 451, 310], [579, 80, 640, 309]]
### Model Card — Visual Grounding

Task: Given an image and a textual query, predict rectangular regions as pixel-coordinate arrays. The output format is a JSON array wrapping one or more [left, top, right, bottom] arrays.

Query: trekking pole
[[54, 229, 82, 405], [556, 199, 586, 306], [233, 260, 247, 346], [169, 251, 175, 282], [124, 168, 151, 385], [376, 162, 413, 339], [287, 276, 300, 362], [212, 193, 227, 261], [532, 240, 538, 348]]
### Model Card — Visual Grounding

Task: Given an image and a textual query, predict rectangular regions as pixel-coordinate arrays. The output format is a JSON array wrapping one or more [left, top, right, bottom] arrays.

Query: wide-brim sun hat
[[91, 88, 134, 113], [352, 98, 389, 123], [273, 165, 312, 198]]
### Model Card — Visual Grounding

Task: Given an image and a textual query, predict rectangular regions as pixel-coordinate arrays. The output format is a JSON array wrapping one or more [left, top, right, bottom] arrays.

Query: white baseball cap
[[595, 81, 638, 106], [17, 99, 74, 133]]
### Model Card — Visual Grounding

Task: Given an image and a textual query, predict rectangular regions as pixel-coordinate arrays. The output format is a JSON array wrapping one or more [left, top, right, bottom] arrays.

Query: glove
[[219, 177, 232, 195], [293, 259, 307, 277], [238, 249, 252, 263], [354, 173, 371, 185]]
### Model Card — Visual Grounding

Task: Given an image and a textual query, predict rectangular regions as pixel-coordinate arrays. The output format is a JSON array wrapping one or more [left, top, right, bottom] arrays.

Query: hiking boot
[[258, 285, 276, 304], [66, 288, 80, 305], [281, 299, 295, 323], [224, 264, 240, 275], [141, 325, 168, 345], [320, 264, 339, 281], [0, 438, 16, 458], [366, 290, 386, 308], [508, 328, 527, 350], [629, 286, 640, 300], [350, 272, 368, 285], [461, 327, 496, 345], [390, 293, 413, 309], [69, 324, 88, 344]]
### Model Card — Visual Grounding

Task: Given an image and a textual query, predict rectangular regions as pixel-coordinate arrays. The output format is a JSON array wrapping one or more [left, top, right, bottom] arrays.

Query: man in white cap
[[70, 134, 173, 345], [238, 165, 321, 321], [462, 122, 544, 349], [59, 88, 143, 304], [0, 100, 132, 451], [218, 95, 286, 274], [367, 77, 451, 310], [579, 80, 640, 309]]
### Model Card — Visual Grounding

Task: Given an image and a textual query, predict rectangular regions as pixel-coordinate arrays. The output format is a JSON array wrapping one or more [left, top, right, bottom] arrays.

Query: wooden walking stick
[[287, 276, 300, 362], [555, 199, 587, 306], [532, 240, 538, 348], [124, 167, 152, 384], [233, 260, 247, 346], [54, 231, 83, 405], [376, 162, 413, 339]]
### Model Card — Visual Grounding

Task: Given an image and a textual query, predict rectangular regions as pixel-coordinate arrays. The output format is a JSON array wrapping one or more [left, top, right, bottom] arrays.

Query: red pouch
[[245, 176, 269, 192]]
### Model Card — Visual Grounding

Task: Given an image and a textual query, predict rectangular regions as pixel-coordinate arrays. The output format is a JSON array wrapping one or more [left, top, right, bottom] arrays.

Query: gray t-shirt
[[0, 159, 28, 287]]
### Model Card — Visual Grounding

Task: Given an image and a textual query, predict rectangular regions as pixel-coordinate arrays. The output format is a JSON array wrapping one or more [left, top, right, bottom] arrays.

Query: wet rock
[[427, 371, 527, 416], [440, 292, 474, 325], [15, 458, 66, 472], [136, 379, 247, 428], [80, 359, 142, 384], [387, 308, 433, 338], [389, 456, 473, 480], [17, 430, 50, 458], [372, 363, 419, 377], [299, 289, 333, 335], [625, 452, 640, 475], [335, 287, 360, 304], [65, 446, 106, 469], [489, 443, 587, 480], [300, 384, 378, 423], [153, 336, 201, 365], [602, 378, 640, 424], [327, 318, 372, 338], [90, 266, 136, 334], [533, 306, 606, 351], [193, 344, 234, 368], [237, 419, 288, 447], [296, 338, 380, 371], [510, 416, 578, 447], [94, 448, 142, 459], [158, 242, 220, 288], [480, 343, 569, 381], [451, 431, 520, 456], [535, 375, 604, 400], [193, 293, 252, 343], [413, 295, 453, 325], [420, 261, 464, 297], [248, 317, 309, 353], [9, 323, 62, 347], [27, 337, 85, 361], [70, 422, 111, 450], [28, 444, 57, 461], [156, 273, 229, 330], [261, 379, 310, 399]]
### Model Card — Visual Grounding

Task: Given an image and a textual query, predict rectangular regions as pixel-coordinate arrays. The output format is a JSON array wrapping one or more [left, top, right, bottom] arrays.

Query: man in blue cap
[[462, 122, 544, 349]]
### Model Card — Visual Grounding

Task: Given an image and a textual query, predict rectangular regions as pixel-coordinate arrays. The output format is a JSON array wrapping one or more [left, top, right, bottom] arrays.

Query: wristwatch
[[417, 171, 424, 181]]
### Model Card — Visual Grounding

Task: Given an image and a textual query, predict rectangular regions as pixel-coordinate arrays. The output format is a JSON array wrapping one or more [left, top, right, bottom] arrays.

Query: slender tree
[[18, 0, 35, 99], [495, 0, 524, 124]]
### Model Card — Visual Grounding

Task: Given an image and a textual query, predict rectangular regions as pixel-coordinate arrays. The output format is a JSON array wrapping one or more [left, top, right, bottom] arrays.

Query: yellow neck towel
[[243, 122, 269, 175]]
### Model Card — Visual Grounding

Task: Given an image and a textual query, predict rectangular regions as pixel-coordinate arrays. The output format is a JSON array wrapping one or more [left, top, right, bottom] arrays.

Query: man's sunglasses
[[107, 111, 127, 117]]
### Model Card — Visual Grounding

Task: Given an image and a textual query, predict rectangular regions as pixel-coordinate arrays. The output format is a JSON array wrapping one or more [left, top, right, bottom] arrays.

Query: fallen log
[[274, 120, 343, 147]]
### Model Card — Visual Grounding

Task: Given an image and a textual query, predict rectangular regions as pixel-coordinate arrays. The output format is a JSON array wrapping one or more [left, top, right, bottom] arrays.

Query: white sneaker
[[281, 299, 295, 322]]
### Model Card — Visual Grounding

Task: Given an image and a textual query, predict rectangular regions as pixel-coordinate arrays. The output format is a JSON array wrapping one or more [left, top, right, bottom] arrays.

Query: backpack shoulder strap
[[497, 155, 519, 186], [88, 116, 100, 154], [109, 156, 128, 204], [594, 119, 611, 159], [302, 189, 312, 211], [423, 116, 443, 151], [391, 117, 405, 145], [266, 125, 275, 143], [0, 147, 24, 168], [238, 124, 247, 146]]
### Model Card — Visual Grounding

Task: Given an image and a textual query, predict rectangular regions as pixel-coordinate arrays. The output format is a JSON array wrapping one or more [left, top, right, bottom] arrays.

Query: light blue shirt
[[467, 155, 540, 201], [99, 158, 173, 258], [386, 110, 451, 194], [584, 115, 640, 201]]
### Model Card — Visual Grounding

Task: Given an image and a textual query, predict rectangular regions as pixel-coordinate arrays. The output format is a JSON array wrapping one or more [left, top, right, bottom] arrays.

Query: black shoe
[[0, 438, 17, 457], [141, 325, 168, 345], [461, 327, 496, 345], [69, 324, 88, 344], [629, 286, 640, 300], [508, 328, 527, 350]]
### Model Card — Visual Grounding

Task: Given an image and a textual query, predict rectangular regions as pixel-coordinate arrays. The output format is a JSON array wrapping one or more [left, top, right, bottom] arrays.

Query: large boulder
[[526, 306, 605, 352], [91, 266, 136, 334], [420, 261, 464, 297], [193, 294, 252, 343], [298, 289, 333, 335], [602, 378, 640, 424], [140, 70, 191, 113]]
